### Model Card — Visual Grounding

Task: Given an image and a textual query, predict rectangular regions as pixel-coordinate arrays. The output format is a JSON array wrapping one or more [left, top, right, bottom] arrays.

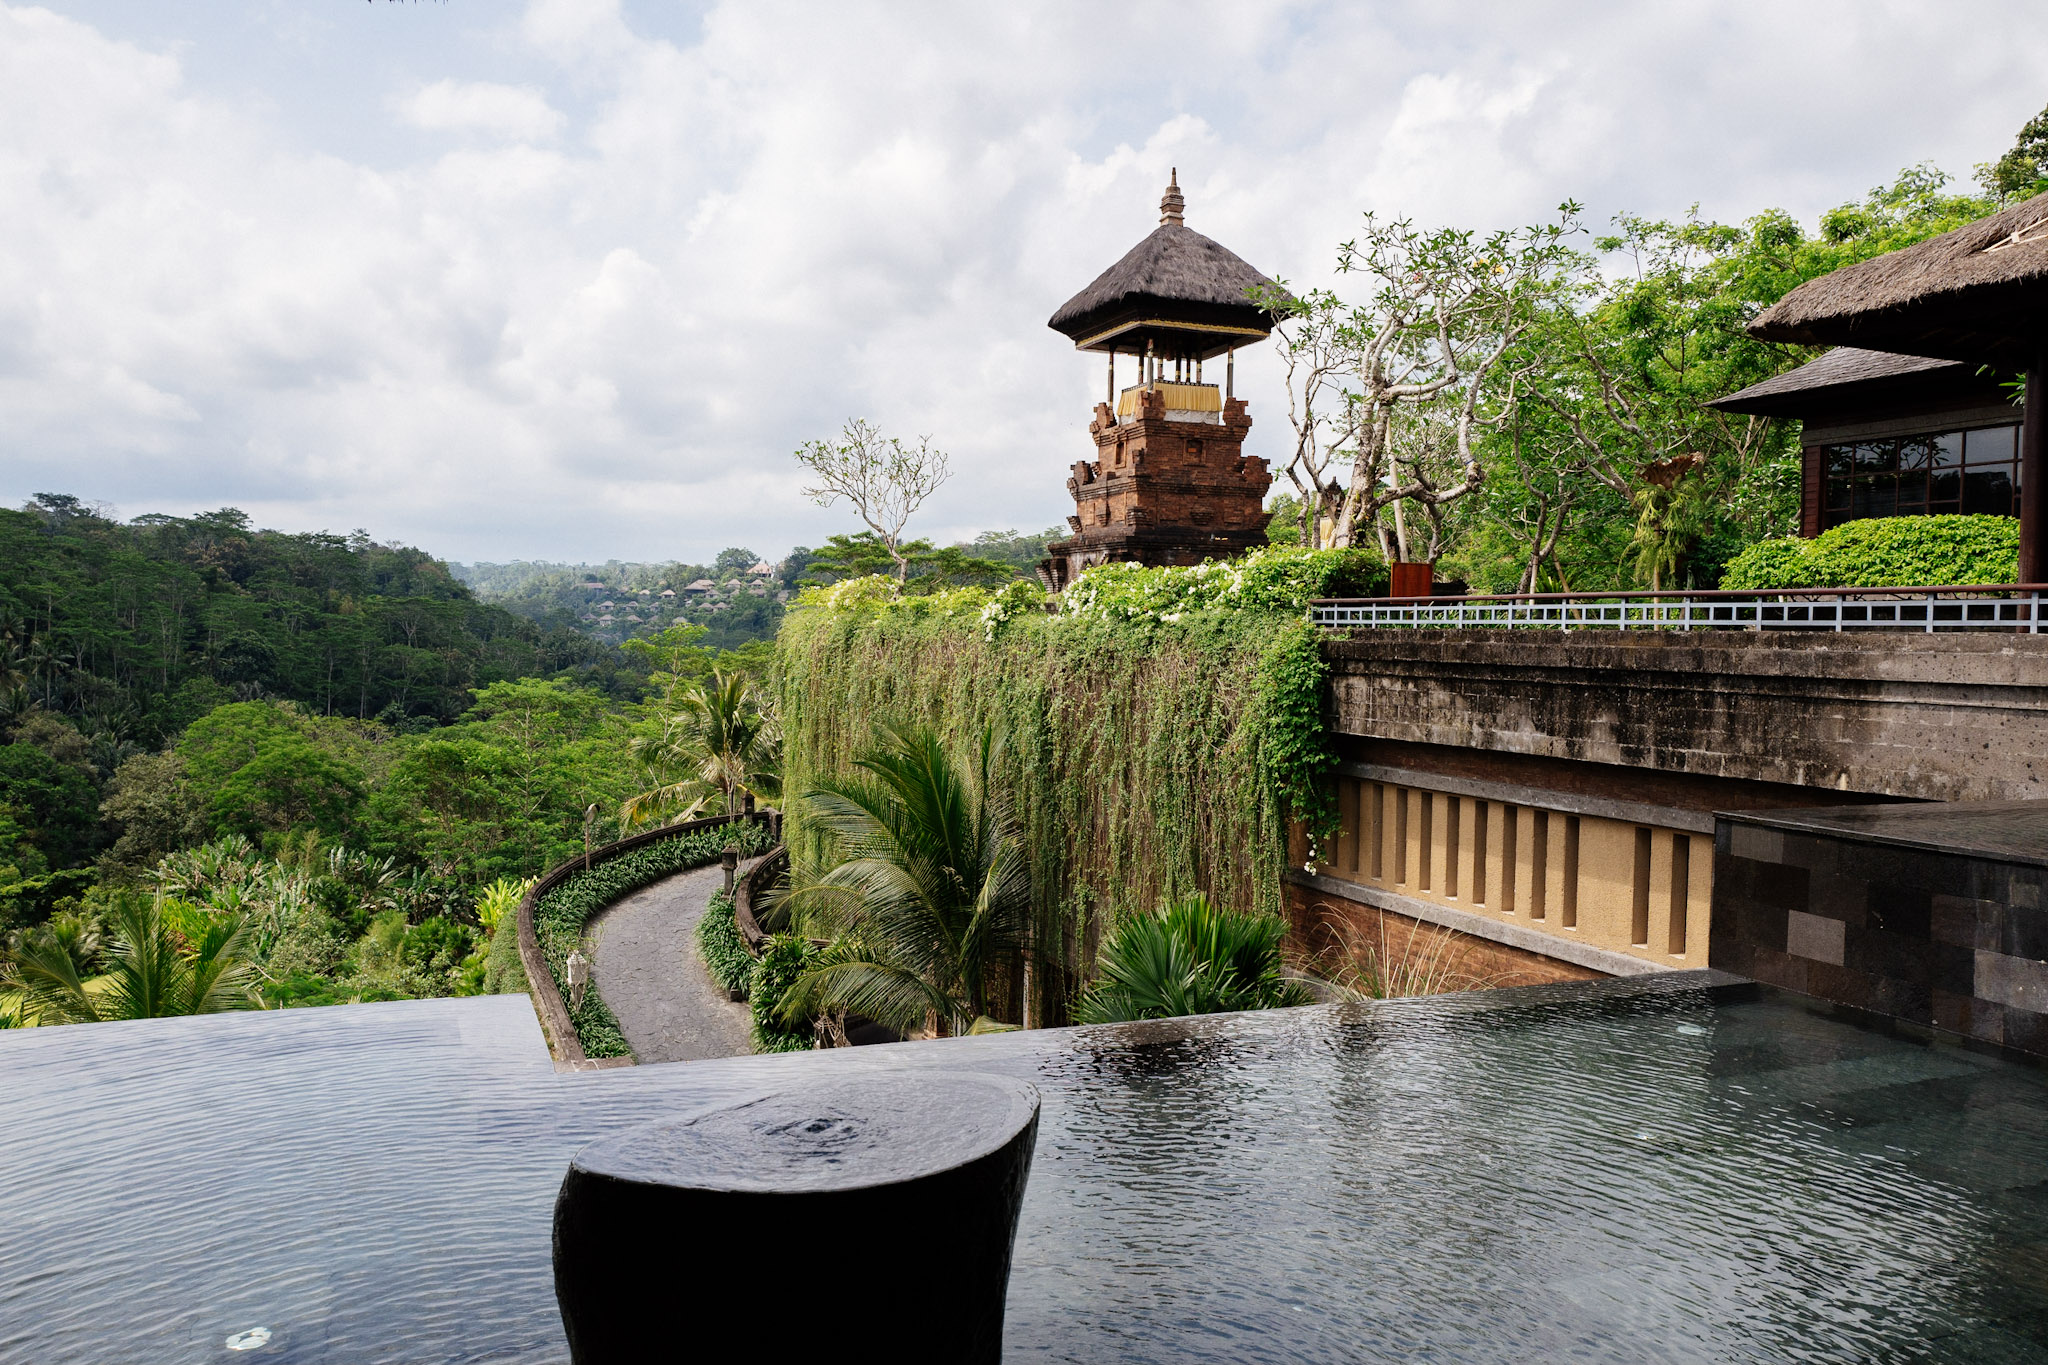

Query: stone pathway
[[584, 862, 755, 1064]]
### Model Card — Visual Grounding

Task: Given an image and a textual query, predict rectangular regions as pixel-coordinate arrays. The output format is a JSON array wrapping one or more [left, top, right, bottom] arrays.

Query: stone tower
[[1040, 171, 1286, 591]]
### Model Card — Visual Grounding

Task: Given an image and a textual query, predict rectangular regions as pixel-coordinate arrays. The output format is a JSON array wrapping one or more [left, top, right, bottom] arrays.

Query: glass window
[[1898, 436, 1939, 472], [1853, 479, 1896, 518], [1963, 468, 2015, 516], [1966, 425, 2018, 465], [1814, 425, 2023, 531]]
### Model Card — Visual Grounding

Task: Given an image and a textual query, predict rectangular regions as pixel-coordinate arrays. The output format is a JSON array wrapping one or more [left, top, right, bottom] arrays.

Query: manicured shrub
[[748, 932, 815, 1052], [532, 820, 774, 1058], [1721, 515, 2019, 590], [695, 889, 753, 999]]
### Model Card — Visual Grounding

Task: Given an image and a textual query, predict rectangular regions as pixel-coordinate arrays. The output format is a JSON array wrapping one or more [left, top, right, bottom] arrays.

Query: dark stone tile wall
[[1712, 818, 2048, 1055]]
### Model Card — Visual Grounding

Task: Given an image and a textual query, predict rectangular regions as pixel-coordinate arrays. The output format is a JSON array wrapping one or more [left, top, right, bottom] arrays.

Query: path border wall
[[517, 813, 768, 1065]]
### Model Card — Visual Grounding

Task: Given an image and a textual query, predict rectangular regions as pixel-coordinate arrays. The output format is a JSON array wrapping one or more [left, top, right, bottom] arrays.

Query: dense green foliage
[[1255, 137, 2031, 594], [1980, 99, 2048, 201], [454, 549, 800, 651], [779, 547, 1369, 1020], [777, 724, 1031, 1036], [748, 932, 817, 1052], [1721, 517, 2020, 590], [1, 499, 622, 743], [695, 888, 754, 998], [4, 892, 261, 1023], [530, 820, 774, 1057], [0, 502, 786, 1030], [1075, 894, 1312, 1024]]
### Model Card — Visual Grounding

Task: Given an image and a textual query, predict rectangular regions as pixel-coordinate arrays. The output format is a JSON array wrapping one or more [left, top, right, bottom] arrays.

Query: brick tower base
[[1041, 388, 1272, 591]]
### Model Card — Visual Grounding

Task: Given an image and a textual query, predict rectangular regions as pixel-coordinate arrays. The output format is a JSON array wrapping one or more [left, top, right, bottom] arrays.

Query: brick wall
[[1286, 881, 1606, 991]]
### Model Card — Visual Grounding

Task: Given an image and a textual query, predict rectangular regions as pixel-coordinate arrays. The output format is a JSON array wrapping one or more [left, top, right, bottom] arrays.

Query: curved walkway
[[584, 862, 755, 1064]]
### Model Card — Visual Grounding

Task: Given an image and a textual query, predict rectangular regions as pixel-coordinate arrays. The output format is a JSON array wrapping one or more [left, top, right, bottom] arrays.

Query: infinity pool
[[4, 973, 2046, 1362]]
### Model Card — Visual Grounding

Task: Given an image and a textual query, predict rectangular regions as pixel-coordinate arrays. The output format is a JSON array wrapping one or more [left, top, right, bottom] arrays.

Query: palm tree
[[621, 669, 781, 827], [4, 894, 260, 1024], [776, 723, 1030, 1037], [1075, 893, 1313, 1024]]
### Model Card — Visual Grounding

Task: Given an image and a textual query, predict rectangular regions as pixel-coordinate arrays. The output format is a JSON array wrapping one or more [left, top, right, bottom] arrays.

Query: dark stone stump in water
[[552, 1071, 1040, 1365]]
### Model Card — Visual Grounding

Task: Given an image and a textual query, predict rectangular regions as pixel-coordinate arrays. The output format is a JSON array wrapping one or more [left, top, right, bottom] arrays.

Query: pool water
[[4, 973, 2046, 1362]]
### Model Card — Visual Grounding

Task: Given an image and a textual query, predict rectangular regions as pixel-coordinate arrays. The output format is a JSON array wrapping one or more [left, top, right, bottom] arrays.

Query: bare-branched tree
[[1260, 205, 1586, 553], [793, 419, 952, 583]]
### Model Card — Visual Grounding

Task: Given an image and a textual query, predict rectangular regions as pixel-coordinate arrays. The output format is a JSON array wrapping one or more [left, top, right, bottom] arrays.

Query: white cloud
[[1, 0, 2045, 562], [398, 79, 565, 142]]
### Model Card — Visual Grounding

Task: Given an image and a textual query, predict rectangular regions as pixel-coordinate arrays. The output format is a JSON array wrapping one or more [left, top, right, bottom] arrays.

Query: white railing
[[1308, 584, 2048, 633]]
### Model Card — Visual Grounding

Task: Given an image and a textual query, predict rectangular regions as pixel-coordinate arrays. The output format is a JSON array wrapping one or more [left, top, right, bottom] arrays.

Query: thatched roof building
[[1711, 347, 1967, 417], [1732, 188, 2044, 575], [1048, 171, 1287, 361], [1749, 190, 2048, 368]]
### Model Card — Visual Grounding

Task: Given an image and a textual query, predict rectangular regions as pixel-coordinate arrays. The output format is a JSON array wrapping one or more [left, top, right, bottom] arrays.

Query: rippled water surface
[[4, 974, 2047, 1362]]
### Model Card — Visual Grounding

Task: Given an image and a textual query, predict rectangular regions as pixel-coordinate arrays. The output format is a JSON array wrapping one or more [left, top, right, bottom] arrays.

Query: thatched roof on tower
[[1749, 189, 2048, 369], [1049, 171, 1289, 358]]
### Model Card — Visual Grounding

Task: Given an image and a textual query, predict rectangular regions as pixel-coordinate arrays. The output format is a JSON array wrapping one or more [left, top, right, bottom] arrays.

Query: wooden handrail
[[733, 845, 789, 955]]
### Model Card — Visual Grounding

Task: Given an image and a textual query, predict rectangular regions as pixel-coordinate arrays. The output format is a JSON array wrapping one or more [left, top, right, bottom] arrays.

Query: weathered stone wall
[[1325, 630, 2048, 802]]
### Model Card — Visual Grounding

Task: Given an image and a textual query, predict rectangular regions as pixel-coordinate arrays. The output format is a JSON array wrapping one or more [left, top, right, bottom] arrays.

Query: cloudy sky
[[2, 1, 2042, 565]]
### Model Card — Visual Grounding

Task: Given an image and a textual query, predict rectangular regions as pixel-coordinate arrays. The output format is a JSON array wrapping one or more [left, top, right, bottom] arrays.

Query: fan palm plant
[[1075, 894, 1314, 1024], [621, 670, 781, 827], [4, 893, 260, 1024], [775, 723, 1030, 1037]]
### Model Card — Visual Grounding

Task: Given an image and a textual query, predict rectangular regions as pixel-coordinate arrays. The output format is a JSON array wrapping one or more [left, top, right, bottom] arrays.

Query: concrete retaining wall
[[1325, 630, 2048, 802]]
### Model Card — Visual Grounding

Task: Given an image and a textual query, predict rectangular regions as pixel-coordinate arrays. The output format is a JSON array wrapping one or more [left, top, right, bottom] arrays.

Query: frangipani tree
[[1257, 205, 1588, 554]]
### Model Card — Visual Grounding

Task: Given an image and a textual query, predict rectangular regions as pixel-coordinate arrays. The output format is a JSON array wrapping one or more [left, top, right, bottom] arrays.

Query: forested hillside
[[1, 496, 630, 745]]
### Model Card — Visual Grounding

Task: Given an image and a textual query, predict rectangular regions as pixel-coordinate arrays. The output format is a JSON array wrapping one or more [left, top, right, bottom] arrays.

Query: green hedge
[[533, 820, 774, 1058], [1721, 515, 2019, 590], [695, 888, 754, 999], [749, 933, 815, 1052]]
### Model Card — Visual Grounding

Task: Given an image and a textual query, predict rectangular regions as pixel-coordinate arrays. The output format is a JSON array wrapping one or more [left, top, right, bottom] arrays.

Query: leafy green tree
[[622, 669, 780, 825], [778, 724, 1029, 1036], [4, 893, 258, 1023], [1075, 894, 1312, 1024], [800, 532, 1011, 594], [0, 740, 103, 872], [794, 419, 952, 582], [177, 703, 366, 843], [1981, 100, 2048, 202], [1452, 164, 2005, 592]]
